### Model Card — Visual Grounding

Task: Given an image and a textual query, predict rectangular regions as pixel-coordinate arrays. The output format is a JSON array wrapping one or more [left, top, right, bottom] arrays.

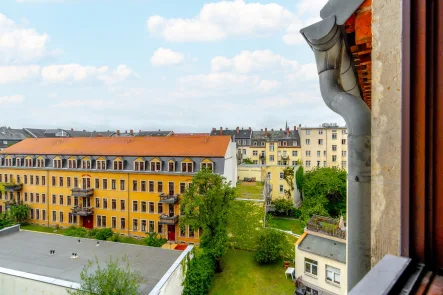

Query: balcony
[[280, 155, 290, 161], [259, 154, 266, 159], [158, 214, 179, 225], [71, 187, 94, 197], [159, 193, 179, 204], [72, 206, 94, 216], [4, 183, 23, 192], [305, 215, 346, 240]]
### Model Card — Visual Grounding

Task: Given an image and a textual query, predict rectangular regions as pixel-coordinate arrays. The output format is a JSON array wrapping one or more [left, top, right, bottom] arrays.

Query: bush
[[182, 251, 216, 295], [143, 232, 167, 247], [87, 228, 99, 238], [291, 208, 302, 219], [64, 226, 88, 238], [254, 229, 289, 264], [0, 212, 14, 230], [96, 228, 114, 241], [108, 233, 122, 243], [272, 198, 295, 216]]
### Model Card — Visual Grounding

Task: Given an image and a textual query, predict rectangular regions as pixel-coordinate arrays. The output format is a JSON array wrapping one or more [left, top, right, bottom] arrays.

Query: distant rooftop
[[0, 230, 182, 294], [210, 127, 252, 139], [0, 127, 28, 141], [136, 130, 173, 137]]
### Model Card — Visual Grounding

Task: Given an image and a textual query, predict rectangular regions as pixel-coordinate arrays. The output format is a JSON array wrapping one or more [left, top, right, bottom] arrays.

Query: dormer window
[[150, 160, 161, 171], [181, 162, 193, 173], [68, 159, 77, 169], [97, 160, 106, 170], [25, 158, 33, 167], [16, 158, 21, 166], [36, 158, 44, 168], [134, 159, 145, 171], [113, 159, 123, 170], [82, 159, 91, 169], [201, 161, 214, 172], [53, 159, 62, 168], [168, 161, 175, 172], [5, 158, 12, 166]]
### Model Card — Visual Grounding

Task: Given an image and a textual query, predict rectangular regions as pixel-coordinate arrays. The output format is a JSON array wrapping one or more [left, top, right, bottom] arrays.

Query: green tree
[[254, 229, 290, 264], [282, 166, 295, 199], [271, 198, 294, 216], [295, 166, 304, 200], [143, 232, 167, 247], [179, 169, 236, 271], [9, 201, 31, 224], [67, 256, 143, 295], [0, 212, 14, 230], [182, 250, 215, 295], [242, 158, 254, 164], [300, 167, 347, 221]]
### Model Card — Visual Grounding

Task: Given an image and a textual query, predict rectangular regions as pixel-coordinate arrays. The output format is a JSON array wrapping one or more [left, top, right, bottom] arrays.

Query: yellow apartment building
[[299, 123, 348, 171], [0, 135, 237, 244]]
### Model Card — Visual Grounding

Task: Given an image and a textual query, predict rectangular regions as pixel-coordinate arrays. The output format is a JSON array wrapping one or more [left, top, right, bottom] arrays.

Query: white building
[[295, 216, 347, 295]]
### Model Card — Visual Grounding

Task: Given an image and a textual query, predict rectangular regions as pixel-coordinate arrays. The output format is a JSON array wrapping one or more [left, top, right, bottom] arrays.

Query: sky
[[0, 0, 345, 132]]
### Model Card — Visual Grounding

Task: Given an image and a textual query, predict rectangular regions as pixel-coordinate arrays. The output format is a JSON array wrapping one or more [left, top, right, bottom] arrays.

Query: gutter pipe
[[300, 15, 371, 291]]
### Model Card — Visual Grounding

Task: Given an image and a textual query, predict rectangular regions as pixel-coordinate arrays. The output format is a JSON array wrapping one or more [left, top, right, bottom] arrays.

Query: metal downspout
[[300, 15, 371, 291]]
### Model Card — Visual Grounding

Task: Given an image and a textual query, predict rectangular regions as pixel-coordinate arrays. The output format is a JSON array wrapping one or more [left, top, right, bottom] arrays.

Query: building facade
[[210, 127, 252, 164], [295, 216, 347, 295], [299, 123, 348, 171], [0, 136, 236, 244]]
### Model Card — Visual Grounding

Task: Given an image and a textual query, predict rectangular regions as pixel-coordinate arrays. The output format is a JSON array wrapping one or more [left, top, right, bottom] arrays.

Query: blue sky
[[0, 0, 344, 132]]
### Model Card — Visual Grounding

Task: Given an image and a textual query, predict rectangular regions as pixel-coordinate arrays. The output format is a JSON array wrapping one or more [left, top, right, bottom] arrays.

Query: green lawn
[[237, 182, 264, 200], [267, 218, 304, 235], [21, 224, 66, 234], [210, 249, 295, 295]]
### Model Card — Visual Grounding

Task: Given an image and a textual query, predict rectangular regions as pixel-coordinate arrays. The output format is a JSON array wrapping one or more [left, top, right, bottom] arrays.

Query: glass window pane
[[312, 265, 317, 275]]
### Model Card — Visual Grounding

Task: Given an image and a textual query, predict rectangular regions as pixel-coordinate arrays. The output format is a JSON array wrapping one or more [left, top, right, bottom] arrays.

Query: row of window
[[305, 138, 347, 145], [2, 158, 214, 173], [304, 129, 347, 135], [237, 140, 299, 147], [304, 257, 341, 286], [305, 161, 347, 168], [304, 150, 347, 157]]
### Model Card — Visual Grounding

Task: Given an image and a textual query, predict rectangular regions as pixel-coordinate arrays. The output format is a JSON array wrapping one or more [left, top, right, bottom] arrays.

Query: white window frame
[[326, 265, 341, 285], [306, 139, 310, 145], [279, 185, 284, 193], [305, 258, 318, 277]]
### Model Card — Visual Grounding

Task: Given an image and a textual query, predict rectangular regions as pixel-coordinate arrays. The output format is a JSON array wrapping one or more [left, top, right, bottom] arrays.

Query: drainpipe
[[301, 15, 371, 291]]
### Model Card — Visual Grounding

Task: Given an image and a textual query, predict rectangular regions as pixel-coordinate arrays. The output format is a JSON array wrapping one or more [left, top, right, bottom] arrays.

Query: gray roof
[[23, 128, 114, 138], [0, 127, 28, 140], [136, 130, 172, 137], [0, 230, 182, 293], [298, 234, 346, 264], [252, 129, 300, 143], [210, 128, 252, 139]]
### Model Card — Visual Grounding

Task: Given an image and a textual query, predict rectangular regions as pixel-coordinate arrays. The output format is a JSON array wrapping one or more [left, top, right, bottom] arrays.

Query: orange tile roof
[[0, 135, 231, 157]]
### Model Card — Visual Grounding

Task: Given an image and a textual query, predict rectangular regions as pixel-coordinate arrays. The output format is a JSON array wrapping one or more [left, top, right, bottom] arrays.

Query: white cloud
[[179, 72, 259, 91], [0, 94, 24, 104], [258, 80, 281, 92], [147, 0, 295, 42], [150, 48, 184, 66], [0, 13, 61, 64], [0, 65, 40, 84], [55, 99, 122, 109], [41, 64, 136, 84]]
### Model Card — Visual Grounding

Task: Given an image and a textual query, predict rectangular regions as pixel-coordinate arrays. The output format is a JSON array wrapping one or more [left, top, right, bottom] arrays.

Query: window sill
[[325, 280, 341, 288], [304, 272, 318, 279]]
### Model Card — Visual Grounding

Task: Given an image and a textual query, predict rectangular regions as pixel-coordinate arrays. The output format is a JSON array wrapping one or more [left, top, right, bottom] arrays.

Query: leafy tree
[[300, 167, 347, 221], [143, 232, 167, 247], [295, 166, 304, 200], [9, 201, 31, 224], [182, 250, 215, 295], [179, 169, 236, 271], [254, 229, 290, 264], [242, 158, 254, 164], [282, 166, 295, 198], [271, 198, 294, 216], [67, 255, 143, 295], [227, 200, 264, 250]]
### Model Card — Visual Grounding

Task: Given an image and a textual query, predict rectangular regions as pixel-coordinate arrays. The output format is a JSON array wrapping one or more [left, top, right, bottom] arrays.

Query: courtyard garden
[[236, 181, 264, 200], [267, 216, 304, 235]]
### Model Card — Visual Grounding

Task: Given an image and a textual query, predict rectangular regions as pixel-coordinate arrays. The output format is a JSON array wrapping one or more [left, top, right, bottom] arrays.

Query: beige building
[[295, 216, 347, 295], [299, 123, 348, 171], [237, 164, 301, 205]]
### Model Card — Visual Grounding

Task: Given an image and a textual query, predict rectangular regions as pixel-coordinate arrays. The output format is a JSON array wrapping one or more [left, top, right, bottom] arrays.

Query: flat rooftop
[[298, 234, 346, 264], [0, 230, 182, 293]]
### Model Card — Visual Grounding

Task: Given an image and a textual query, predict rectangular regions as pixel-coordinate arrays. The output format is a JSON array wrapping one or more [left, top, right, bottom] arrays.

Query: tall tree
[[295, 166, 304, 200], [9, 201, 31, 224], [67, 256, 142, 295], [180, 169, 236, 271], [300, 167, 347, 221]]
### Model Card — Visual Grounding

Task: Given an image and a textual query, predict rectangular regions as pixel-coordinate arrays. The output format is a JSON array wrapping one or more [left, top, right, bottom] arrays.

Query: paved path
[[235, 198, 264, 202], [265, 226, 301, 238]]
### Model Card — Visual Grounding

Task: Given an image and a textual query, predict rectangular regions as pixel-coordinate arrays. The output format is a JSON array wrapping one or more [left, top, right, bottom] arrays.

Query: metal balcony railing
[[158, 214, 179, 225], [72, 206, 94, 216], [71, 187, 94, 197], [4, 183, 23, 192], [159, 194, 179, 204], [306, 215, 346, 240]]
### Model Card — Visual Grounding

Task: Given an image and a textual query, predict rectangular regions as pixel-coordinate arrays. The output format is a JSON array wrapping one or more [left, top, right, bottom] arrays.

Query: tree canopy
[[242, 158, 254, 164], [179, 169, 236, 264], [300, 167, 347, 221], [295, 166, 304, 200]]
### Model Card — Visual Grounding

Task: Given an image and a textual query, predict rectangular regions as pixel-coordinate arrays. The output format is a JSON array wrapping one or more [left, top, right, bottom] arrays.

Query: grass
[[210, 249, 295, 295], [237, 181, 264, 200], [21, 224, 66, 234], [20, 224, 146, 245], [267, 217, 304, 235]]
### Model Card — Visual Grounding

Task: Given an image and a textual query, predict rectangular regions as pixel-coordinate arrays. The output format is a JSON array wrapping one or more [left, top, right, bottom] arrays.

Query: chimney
[[286, 126, 290, 133], [294, 125, 297, 131], [219, 127, 223, 135], [71, 128, 74, 131], [236, 127, 239, 134], [280, 128, 282, 131], [261, 129, 263, 131], [271, 128, 274, 131], [130, 129, 133, 135], [116, 130, 120, 136], [299, 124, 301, 127], [83, 130, 86, 132], [212, 127, 216, 131], [249, 127, 251, 131], [265, 128, 268, 137], [125, 130, 127, 133]]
